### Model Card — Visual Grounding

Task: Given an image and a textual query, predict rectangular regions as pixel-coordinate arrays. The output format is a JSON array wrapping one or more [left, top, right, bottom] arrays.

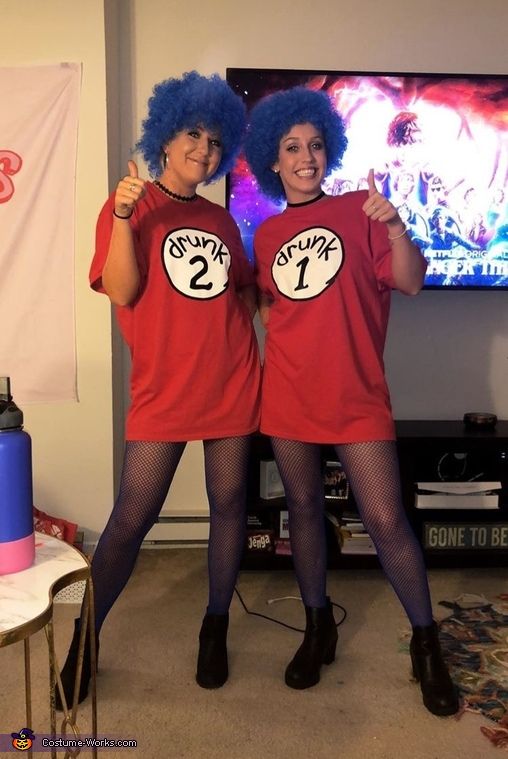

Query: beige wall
[[1, 0, 113, 540], [1, 0, 507, 538]]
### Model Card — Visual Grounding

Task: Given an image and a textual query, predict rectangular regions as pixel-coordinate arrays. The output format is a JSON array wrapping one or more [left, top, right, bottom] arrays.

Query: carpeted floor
[[1, 548, 508, 758]]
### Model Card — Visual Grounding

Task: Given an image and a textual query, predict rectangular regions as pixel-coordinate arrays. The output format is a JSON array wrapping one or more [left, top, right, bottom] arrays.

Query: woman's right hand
[[103, 160, 145, 305], [114, 160, 146, 219]]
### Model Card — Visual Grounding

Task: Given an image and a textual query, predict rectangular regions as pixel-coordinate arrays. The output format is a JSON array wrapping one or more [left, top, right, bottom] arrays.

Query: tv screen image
[[226, 68, 508, 289]]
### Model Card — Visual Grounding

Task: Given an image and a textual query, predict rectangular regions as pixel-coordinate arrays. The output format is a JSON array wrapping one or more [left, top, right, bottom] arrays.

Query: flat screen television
[[226, 68, 508, 289]]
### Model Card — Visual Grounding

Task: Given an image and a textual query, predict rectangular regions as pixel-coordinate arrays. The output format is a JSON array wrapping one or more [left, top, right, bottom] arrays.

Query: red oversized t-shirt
[[90, 182, 261, 441], [254, 191, 397, 444]]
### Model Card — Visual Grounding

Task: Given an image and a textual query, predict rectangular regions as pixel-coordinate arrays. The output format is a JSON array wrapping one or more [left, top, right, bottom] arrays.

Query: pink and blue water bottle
[[0, 377, 35, 574]]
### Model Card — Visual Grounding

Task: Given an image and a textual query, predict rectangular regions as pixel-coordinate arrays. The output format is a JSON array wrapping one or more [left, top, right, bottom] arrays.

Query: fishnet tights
[[91, 437, 250, 634], [271, 438, 433, 626], [270, 438, 327, 608]]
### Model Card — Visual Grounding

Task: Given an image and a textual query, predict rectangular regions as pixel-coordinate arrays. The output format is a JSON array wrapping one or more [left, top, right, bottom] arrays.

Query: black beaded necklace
[[286, 191, 325, 208], [153, 179, 198, 203]]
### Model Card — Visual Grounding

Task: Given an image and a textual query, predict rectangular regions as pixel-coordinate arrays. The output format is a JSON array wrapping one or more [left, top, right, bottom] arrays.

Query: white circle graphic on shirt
[[162, 227, 231, 299], [271, 226, 344, 300]]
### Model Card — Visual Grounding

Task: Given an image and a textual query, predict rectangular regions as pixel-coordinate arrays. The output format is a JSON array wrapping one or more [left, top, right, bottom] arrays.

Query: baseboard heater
[[143, 514, 210, 545]]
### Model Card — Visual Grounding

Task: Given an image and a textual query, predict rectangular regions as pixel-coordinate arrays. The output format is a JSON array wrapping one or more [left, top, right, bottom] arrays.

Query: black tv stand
[[396, 420, 508, 568], [242, 421, 508, 570]]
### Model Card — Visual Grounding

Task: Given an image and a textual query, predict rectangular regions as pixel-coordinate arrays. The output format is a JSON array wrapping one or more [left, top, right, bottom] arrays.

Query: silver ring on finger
[[129, 184, 136, 192]]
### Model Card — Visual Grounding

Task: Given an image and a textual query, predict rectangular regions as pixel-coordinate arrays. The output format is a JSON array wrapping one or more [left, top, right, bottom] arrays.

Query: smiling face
[[272, 123, 327, 204], [396, 171, 415, 198], [162, 126, 222, 195], [12, 736, 32, 751]]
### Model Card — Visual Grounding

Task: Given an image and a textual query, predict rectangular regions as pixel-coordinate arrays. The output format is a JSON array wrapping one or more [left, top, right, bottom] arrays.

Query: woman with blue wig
[[57, 71, 261, 707], [245, 86, 458, 716]]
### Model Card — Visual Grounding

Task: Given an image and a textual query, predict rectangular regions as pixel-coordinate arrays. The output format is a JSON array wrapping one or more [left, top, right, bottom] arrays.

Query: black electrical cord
[[234, 585, 347, 633]]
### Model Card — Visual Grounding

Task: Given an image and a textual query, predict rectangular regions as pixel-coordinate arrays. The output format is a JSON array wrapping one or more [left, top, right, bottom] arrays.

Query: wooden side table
[[0, 531, 97, 757]]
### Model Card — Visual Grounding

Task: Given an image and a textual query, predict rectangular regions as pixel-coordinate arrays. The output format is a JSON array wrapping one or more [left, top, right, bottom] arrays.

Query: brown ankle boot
[[410, 621, 459, 716]]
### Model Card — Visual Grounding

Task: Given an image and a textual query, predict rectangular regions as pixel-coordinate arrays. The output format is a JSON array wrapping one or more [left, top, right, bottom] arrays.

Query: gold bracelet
[[387, 227, 407, 241]]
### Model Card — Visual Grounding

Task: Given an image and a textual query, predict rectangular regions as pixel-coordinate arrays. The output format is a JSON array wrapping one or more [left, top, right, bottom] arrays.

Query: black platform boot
[[55, 618, 99, 711], [196, 613, 229, 689], [285, 597, 338, 690], [410, 621, 459, 716]]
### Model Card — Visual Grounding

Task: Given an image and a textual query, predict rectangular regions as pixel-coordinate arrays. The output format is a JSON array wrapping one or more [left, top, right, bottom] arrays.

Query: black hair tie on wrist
[[113, 209, 133, 220]]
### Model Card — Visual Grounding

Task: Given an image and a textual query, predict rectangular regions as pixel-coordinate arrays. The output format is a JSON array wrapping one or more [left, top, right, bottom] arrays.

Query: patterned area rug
[[437, 595, 508, 750]]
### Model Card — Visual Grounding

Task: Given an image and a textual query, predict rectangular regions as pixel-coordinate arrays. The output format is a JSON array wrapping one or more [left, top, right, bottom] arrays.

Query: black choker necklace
[[286, 191, 325, 208], [153, 180, 198, 203]]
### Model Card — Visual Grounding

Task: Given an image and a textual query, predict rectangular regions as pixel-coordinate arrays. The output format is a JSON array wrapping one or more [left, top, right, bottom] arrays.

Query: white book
[[415, 493, 499, 509], [416, 481, 501, 495], [341, 538, 377, 555], [279, 510, 289, 539], [344, 522, 366, 533], [415, 481, 501, 509]]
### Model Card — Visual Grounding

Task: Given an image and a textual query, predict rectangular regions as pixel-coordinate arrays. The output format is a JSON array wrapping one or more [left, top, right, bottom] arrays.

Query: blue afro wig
[[244, 87, 348, 202], [135, 70, 246, 181]]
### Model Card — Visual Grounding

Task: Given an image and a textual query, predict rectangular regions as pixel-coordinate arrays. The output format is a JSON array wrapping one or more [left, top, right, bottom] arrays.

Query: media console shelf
[[396, 420, 508, 568], [242, 421, 508, 570], [243, 433, 385, 570]]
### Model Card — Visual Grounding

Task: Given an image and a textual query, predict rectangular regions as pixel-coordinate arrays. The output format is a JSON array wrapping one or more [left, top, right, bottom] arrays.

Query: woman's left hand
[[362, 168, 399, 224], [361, 170, 426, 294]]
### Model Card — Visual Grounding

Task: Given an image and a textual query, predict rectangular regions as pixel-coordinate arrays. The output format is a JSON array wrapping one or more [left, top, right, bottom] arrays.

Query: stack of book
[[326, 512, 377, 555]]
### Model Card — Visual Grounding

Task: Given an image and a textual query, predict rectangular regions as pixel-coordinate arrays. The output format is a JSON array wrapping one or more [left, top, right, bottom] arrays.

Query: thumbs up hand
[[361, 168, 398, 224], [114, 160, 146, 219]]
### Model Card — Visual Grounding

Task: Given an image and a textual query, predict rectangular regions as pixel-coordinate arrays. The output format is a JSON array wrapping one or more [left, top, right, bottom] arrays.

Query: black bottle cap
[[0, 376, 23, 430]]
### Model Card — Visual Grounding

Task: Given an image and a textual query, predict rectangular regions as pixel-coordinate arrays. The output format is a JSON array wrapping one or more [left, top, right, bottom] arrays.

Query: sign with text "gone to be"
[[424, 522, 508, 550]]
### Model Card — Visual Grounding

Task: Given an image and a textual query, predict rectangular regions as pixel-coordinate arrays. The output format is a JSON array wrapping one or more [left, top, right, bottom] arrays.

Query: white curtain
[[0, 63, 81, 403]]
